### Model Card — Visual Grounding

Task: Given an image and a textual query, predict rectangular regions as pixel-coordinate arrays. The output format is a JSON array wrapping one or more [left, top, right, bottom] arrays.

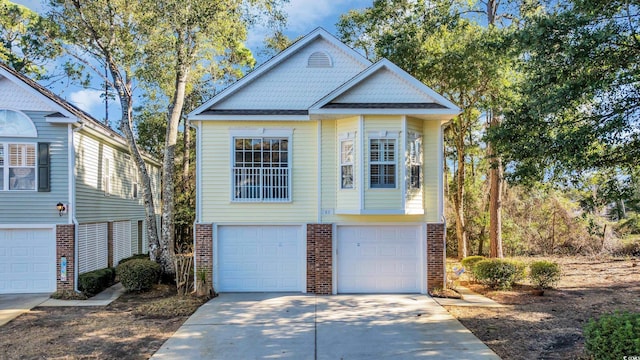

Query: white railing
[[233, 167, 289, 202]]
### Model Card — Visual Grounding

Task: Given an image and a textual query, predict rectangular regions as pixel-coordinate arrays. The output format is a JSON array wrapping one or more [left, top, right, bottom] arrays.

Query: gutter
[[71, 122, 84, 293]]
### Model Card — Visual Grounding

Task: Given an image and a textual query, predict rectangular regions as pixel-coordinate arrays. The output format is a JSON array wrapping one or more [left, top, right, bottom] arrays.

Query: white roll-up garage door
[[217, 225, 303, 292], [0, 228, 56, 294], [337, 225, 423, 293]]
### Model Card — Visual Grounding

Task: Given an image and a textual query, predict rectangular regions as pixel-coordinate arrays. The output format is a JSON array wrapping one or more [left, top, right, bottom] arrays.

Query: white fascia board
[[310, 108, 460, 116], [188, 28, 372, 118], [188, 115, 311, 121], [46, 115, 79, 124]]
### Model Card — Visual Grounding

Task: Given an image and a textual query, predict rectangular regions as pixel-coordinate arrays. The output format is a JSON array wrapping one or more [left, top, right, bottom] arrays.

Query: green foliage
[[584, 312, 640, 360], [116, 259, 161, 292], [473, 259, 525, 289], [78, 267, 116, 296], [0, 0, 61, 77], [528, 260, 561, 289], [118, 253, 150, 265], [616, 213, 640, 236], [461, 256, 485, 272], [495, 0, 640, 182]]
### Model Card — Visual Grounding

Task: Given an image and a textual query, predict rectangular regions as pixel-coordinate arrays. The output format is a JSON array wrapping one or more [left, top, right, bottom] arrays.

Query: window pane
[[0, 144, 4, 166], [9, 167, 35, 190], [0, 110, 37, 137], [0, 168, 3, 189], [341, 165, 353, 189]]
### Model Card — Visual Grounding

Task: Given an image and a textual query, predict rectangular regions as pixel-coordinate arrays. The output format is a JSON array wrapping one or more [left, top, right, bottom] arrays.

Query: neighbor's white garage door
[[338, 225, 422, 293], [0, 229, 56, 294], [217, 225, 303, 292]]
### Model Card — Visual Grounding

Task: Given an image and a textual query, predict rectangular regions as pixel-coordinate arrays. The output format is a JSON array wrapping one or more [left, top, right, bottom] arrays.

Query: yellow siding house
[[190, 28, 460, 295]]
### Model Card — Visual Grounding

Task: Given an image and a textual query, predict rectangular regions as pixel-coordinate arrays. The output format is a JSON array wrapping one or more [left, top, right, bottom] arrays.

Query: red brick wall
[[194, 223, 213, 293], [426, 223, 445, 290], [306, 224, 332, 294], [56, 224, 75, 292]]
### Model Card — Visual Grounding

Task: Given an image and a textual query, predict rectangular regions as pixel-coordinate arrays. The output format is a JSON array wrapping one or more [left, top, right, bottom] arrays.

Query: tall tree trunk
[[455, 137, 467, 259], [107, 61, 160, 259], [488, 111, 503, 258], [160, 52, 190, 275]]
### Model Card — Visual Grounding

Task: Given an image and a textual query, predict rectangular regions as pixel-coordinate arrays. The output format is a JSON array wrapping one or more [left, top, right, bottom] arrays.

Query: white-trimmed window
[[0, 143, 37, 191], [232, 133, 291, 202], [370, 138, 396, 188], [340, 139, 354, 189], [408, 132, 422, 190]]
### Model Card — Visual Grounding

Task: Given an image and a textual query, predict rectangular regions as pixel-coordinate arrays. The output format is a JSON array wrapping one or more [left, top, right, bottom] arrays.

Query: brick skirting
[[56, 224, 75, 292], [306, 224, 332, 294], [426, 223, 446, 291], [194, 223, 214, 293]]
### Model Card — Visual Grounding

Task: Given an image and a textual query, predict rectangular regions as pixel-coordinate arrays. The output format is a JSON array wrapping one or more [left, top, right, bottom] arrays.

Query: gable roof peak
[[188, 27, 372, 118]]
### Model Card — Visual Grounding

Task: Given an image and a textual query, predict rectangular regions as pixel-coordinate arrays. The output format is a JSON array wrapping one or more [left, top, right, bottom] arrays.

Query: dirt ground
[[0, 284, 208, 360], [445, 256, 640, 360]]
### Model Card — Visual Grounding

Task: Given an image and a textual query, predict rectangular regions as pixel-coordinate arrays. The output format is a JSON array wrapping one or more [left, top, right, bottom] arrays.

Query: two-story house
[[189, 28, 459, 295], [0, 63, 160, 294]]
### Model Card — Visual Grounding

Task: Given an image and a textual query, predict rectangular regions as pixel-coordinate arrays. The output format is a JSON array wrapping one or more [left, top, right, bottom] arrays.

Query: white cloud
[[68, 89, 104, 114]]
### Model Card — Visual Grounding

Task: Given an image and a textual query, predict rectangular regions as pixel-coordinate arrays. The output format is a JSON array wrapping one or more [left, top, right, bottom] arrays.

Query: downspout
[[188, 120, 200, 291], [317, 119, 322, 223], [71, 122, 85, 293]]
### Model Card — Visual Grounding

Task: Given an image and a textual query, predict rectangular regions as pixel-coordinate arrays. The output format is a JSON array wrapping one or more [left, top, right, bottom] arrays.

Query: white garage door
[[0, 228, 56, 294], [338, 225, 422, 293], [218, 225, 303, 292]]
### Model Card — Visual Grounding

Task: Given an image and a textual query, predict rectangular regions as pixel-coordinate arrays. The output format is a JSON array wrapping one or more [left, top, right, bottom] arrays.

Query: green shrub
[[584, 312, 640, 360], [472, 258, 525, 289], [118, 253, 150, 265], [78, 267, 116, 296], [529, 260, 562, 289], [116, 258, 161, 292], [461, 256, 486, 272]]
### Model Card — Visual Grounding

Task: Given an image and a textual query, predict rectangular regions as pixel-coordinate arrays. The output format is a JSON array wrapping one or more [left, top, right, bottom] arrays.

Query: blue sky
[[12, 0, 372, 121]]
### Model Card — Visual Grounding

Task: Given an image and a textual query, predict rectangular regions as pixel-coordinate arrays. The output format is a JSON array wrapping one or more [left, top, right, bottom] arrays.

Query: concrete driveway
[[152, 293, 499, 359], [0, 293, 49, 326]]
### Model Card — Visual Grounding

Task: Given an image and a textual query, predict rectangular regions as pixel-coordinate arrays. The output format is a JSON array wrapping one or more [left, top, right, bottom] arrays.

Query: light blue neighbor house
[[0, 63, 160, 294]]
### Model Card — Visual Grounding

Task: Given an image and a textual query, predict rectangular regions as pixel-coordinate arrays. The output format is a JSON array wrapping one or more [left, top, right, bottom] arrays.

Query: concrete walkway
[[152, 293, 500, 359], [0, 283, 125, 326], [432, 286, 505, 308], [41, 283, 125, 307]]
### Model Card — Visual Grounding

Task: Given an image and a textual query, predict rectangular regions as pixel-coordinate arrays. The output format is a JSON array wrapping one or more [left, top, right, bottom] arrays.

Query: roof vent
[[307, 51, 333, 68]]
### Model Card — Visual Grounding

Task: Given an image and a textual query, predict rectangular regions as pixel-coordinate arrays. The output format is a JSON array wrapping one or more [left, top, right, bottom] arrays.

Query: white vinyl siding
[[74, 130, 159, 224], [78, 223, 108, 274], [0, 110, 69, 225], [113, 220, 132, 265], [200, 121, 317, 223]]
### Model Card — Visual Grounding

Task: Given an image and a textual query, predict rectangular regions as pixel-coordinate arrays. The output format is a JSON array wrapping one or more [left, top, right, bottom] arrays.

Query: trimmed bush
[[117, 258, 160, 292], [473, 258, 525, 289], [584, 312, 640, 360], [118, 253, 150, 265], [461, 256, 486, 272], [529, 260, 562, 289], [78, 267, 116, 296]]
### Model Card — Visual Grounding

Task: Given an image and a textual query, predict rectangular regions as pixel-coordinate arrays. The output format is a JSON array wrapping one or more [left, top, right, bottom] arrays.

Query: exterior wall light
[[56, 202, 67, 216]]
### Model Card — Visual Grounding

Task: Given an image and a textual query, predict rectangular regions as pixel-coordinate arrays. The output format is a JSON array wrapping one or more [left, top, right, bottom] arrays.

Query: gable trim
[[309, 59, 461, 114], [188, 28, 372, 118]]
